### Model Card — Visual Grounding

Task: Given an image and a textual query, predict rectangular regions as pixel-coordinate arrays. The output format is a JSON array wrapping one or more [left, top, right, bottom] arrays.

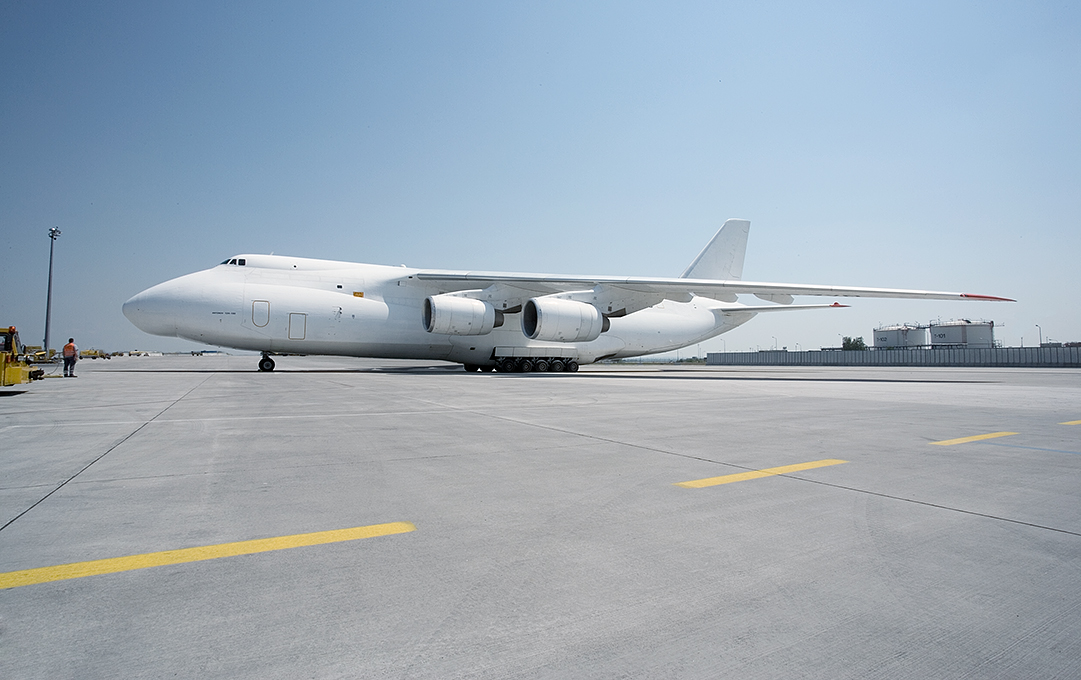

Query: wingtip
[[960, 294, 1016, 302], [830, 302, 850, 308]]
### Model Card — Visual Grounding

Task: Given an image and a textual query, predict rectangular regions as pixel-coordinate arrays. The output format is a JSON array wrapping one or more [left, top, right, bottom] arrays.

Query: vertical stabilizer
[[680, 218, 750, 280]]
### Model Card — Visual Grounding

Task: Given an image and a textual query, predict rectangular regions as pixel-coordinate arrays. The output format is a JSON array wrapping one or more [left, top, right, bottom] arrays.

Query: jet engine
[[522, 297, 607, 342], [423, 295, 503, 336]]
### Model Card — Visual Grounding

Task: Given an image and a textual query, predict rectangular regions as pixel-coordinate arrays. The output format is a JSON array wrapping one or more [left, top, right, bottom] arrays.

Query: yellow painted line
[[0, 521, 415, 590], [1061, 420, 1081, 426], [930, 432, 1019, 446], [675, 459, 848, 489]]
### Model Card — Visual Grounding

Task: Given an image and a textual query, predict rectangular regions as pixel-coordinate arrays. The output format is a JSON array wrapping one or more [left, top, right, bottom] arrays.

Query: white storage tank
[[874, 324, 928, 349], [929, 320, 994, 348]]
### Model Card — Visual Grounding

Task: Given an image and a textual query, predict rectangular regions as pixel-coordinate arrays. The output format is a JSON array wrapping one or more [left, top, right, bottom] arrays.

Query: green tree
[[842, 336, 868, 351]]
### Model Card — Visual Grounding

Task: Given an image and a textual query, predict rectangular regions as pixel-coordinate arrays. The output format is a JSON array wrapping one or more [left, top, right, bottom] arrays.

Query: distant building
[[873, 324, 928, 349], [872, 319, 996, 349], [929, 320, 994, 348]]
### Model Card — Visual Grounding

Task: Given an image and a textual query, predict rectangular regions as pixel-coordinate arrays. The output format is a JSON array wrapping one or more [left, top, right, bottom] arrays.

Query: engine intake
[[423, 296, 503, 336], [522, 298, 606, 342]]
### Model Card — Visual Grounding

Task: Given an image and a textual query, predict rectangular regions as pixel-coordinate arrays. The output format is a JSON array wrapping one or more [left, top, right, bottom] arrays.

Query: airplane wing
[[413, 271, 1014, 316]]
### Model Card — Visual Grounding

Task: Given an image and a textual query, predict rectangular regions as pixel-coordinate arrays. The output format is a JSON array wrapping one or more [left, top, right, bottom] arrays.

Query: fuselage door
[[288, 313, 307, 340], [252, 300, 270, 327]]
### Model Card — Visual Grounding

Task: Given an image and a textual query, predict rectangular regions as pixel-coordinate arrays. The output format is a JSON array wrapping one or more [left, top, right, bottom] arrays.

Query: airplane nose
[[123, 283, 180, 337]]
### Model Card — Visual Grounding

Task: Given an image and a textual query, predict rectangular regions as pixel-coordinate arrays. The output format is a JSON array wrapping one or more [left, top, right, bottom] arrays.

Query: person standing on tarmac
[[62, 338, 79, 377]]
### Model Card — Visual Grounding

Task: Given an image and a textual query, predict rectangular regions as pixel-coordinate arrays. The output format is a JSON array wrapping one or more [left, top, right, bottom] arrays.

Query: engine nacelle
[[522, 298, 606, 342], [423, 295, 503, 336]]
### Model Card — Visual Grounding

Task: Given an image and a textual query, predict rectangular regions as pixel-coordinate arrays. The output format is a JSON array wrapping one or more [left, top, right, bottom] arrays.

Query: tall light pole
[[1036, 324, 1042, 347], [43, 227, 61, 354]]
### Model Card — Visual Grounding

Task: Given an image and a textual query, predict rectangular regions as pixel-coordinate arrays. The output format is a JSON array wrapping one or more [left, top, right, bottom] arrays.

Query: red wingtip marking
[[960, 294, 1016, 302], [830, 302, 849, 308]]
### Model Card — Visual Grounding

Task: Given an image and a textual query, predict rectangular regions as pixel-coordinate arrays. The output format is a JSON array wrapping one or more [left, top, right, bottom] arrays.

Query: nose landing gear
[[258, 354, 276, 372]]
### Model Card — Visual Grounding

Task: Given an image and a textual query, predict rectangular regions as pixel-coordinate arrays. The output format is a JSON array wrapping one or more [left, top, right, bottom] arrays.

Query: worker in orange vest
[[62, 338, 79, 377]]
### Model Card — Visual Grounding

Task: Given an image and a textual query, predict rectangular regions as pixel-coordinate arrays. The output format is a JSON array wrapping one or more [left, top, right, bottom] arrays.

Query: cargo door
[[288, 313, 306, 340]]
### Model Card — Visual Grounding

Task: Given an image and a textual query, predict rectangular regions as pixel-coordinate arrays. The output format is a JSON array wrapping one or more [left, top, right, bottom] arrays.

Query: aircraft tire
[[567, 361, 579, 372], [258, 356, 276, 372], [534, 359, 549, 372], [519, 359, 534, 373], [551, 360, 565, 372]]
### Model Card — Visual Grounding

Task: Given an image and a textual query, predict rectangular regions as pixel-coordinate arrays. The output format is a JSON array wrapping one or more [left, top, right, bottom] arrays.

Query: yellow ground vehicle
[[22, 344, 53, 363], [1, 327, 45, 386]]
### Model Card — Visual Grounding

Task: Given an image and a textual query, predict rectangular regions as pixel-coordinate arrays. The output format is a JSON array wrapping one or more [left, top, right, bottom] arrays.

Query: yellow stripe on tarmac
[[676, 459, 847, 489], [1061, 420, 1081, 426], [930, 432, 1019, 446], [0, 521, 415, 590]]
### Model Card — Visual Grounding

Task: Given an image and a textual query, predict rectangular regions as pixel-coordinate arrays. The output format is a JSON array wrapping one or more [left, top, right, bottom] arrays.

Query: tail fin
[[680, 218, 750, 280]]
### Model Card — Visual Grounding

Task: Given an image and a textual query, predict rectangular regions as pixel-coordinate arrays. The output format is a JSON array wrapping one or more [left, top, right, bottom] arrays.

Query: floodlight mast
[[43, 227, 61, 354]]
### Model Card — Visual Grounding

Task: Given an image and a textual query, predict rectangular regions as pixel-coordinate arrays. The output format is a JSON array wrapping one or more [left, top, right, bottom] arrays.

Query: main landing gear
[[483, 357, 579, 373], [258, 354, 276, 372]]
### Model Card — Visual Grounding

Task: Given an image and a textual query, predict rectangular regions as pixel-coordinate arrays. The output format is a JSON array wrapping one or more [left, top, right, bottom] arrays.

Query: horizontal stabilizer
[[713, 302, 849, 314]]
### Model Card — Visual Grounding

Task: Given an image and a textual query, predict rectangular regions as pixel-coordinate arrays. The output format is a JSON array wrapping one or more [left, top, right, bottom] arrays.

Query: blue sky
[[2, 1, 1078, 354]]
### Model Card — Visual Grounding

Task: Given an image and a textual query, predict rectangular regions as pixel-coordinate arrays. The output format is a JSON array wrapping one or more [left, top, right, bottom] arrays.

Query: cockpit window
[[221, 259, 230, 265], [238, 259, 246, 266]]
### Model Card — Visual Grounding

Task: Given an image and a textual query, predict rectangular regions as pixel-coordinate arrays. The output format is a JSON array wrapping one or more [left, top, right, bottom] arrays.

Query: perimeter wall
[[706, 346, 1081, 367]]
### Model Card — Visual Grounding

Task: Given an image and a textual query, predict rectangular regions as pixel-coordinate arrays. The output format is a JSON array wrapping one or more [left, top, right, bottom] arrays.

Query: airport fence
[[706, 346, 1081, 368]]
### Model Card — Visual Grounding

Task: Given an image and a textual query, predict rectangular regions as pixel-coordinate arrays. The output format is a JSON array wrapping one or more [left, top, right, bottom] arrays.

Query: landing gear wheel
[[534, 359, 549, 373], [519, 359, 534, 373], [551, 360, 565, 372], [258, 356, 276, 372], [567, 360, 579, 372], [464, 364, 480, 372], [496, 359, 514, 373]]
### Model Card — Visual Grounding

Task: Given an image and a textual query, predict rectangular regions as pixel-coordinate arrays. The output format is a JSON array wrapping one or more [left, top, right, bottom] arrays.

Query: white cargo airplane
[[123, 219, 1013, 372]]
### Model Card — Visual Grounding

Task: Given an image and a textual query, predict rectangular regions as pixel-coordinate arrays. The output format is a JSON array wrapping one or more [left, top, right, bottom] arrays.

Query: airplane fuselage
[[123, 254, 753, 367], [123, 220, 1011, 371]]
